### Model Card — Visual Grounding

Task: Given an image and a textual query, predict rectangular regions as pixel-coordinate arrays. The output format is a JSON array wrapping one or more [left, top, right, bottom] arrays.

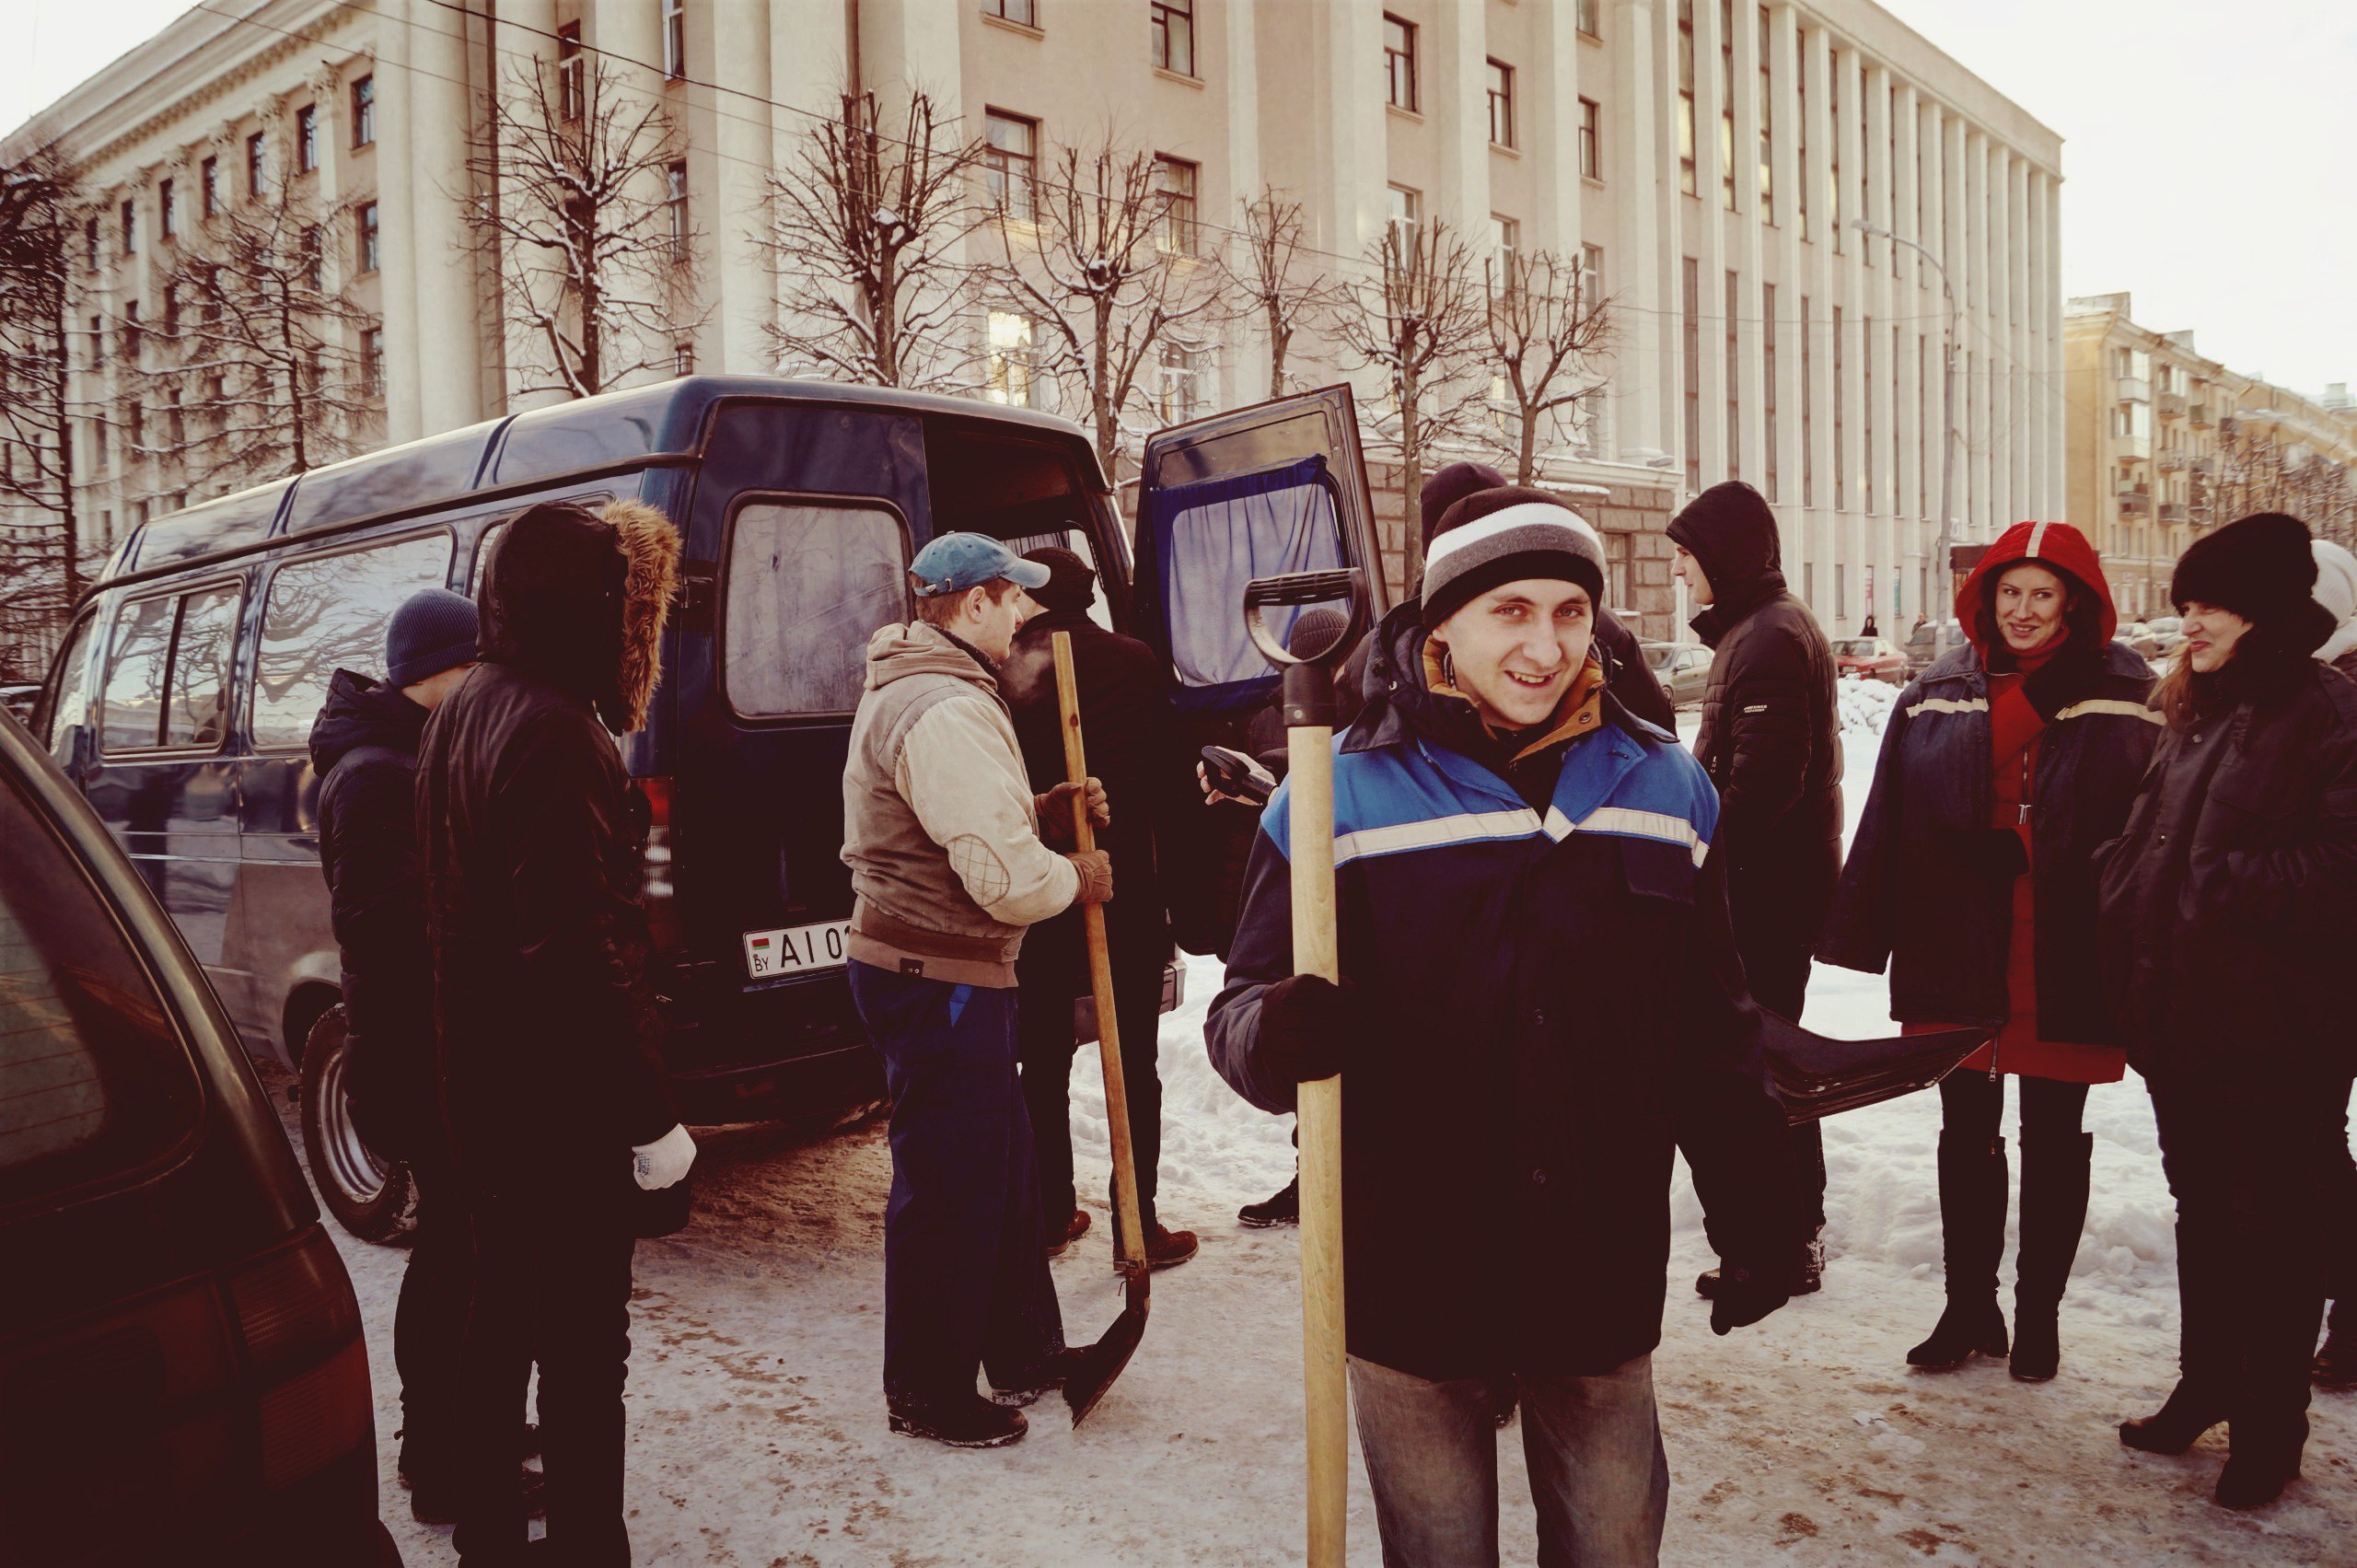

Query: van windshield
[[0, 771, 201, 1212]]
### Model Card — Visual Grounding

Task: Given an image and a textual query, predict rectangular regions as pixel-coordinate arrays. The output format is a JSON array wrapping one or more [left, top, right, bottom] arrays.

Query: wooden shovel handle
[[1288, 720, 1348, 1568], [1051, 632, 1148, 1277]]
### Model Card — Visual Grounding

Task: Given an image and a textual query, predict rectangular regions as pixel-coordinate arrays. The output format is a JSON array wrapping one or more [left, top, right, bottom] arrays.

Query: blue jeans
[[1348, 1353, 1669, 1567], [849, 960, 1064, 1403]]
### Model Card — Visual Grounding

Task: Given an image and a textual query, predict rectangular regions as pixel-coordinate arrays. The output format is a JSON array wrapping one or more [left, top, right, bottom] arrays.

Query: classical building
[[6, 0, 2065, 643], [2064, 293, 2357, 621]]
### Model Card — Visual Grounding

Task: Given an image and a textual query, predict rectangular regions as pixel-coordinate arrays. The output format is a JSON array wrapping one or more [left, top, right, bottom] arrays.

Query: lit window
[[1384, 15, 1417, 111], [984, 110, 1039, 221], [1579, 98, 1601, 180], [1487, 60, 1515, 148], [665, 162, 690, 261], [1156, 341, 1207, 424], [1491, 215, 1519, 277], [1154, 157, 1198, 254], [352, 75, 375, 147], [1151, 0, 1195, 76], [1385, 185, 1422, 255], [986, 310, 1037, 408], [1577, 0, 1600, 39]]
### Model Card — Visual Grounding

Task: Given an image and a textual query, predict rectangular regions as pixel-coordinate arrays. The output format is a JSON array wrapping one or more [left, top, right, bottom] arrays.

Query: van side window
[[164, 587, 240, 748], [252, 533, 455, 749], [99, 595, 180, 750], [725, 502, 909, 718], [41, 616, 99, 764]]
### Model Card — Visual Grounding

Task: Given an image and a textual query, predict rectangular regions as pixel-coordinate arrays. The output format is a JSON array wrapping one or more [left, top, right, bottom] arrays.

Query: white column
[[1732, 0, 1765, 491], [1864, 63, 1891, 547], [1768, 3, 1803, 536], [1530, 0, 1584, 256], [1941, 110, 1967, 539], [1320, 0, 1387, 259], [1433, 0, 1491, 231], [492, 0, 560, 411], [1225, 0, 1264, 217], [407, 0, 480, 432], [1693, 0, 1728, 488], [1964, 128, 1989, 539], [2008, 154, 2031, 521], [1801, 21, 1833, 575], [1833, 41, 1864, 623], [377, 6, 424, 439], [712, 1, 773, 375], [1611, 0, 1665, 459], [2045, 172, 2066, 510], [1990, 146, 2014, 531], [1893, 83, 1919, 546]]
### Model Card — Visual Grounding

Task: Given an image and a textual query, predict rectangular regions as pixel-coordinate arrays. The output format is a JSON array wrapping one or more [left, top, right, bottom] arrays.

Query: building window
[[1581, 243, 1604, 304], [1155, 341, 1208, 423], [85, 215, 99, 270], [1575, 97, 1601, 180], [1828, 54, 1840, 250], [1725, 270, 1740, 481], [1795, 47, 1808, 238], [1487, 59, 1515, 148], [357, 202, 380, 273], [296, 105, 319, 173], [983, 110, 1039, 221], [1682, 256, 1701, 492], [1763, 282, 1779, 502], [1677, 0, 1697, 196], [352, 75, 375, 146], [1491, 215, 1520, 277], [558, 23, 585, 121], [1154, 156, 1198, 254], [1758, 6, 1773, 225], [986, 310, 1037, 407], [1863, 313, 1875, 512], [983, 0, 1039, 23], [662, 0, 687, 79], [162, 284, 179, 338], [1577, 0, 1601, 39], [665, 162, 690, 261], [1384, 15, 1418, 111], [122, 302, 142, 364], [673, 340, 694, 377], [201, 156, 219, 217], [120, 198, 136, 258], [297, 226, 322, 289], [1151, 0, 1195, 75], [87, 315, 103, 370], [168, 389, 184, 445], [159, 179, 177, 242], [247, 131, 267, 198], [1801, 294, 1813, 506], [1833, 303, 1845, 509], [1720, 0, 1736, 210], [1836, 563, 1847, 619], [1385, 184, 1422, 254]]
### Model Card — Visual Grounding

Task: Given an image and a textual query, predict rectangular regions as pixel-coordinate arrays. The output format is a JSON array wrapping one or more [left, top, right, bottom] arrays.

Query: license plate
[[742, 920, 851, 980]]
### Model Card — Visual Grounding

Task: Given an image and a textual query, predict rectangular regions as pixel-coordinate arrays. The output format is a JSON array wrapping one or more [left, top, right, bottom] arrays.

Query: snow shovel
[[1243, 568, 1370, 1568], [1050, 630, 1152, 1428], [1760, 1016, 1996, 1125]]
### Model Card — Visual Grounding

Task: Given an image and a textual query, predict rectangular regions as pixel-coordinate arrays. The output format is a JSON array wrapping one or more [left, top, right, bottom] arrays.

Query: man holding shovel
[[1207, 489, 1805, 1562], [841, 532, 1114, 1448]]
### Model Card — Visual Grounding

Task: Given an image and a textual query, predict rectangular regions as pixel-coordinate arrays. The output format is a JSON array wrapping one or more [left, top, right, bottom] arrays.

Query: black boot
[[2216, 1417, 2306, 1510], [1908, 1132, 2011, 1370], [2119, 1382, 2229, 1455], [888, 1390, 1028, 1448], [2011, 1131, 2093, 1382], [1239, 1176, 1299, 1228]]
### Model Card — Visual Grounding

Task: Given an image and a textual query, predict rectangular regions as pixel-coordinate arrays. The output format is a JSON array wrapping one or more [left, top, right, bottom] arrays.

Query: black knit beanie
[[1420, 461, 1508, 555], [2172, 512, 2337, 655], [1021, 545, 1097, 613], [1420, 486, 1608, 629]]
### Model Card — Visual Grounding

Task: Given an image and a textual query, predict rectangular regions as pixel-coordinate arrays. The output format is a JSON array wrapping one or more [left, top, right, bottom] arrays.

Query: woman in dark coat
[[2096, 512, 2357, 1511], [1821, 521, 2158, 1381]]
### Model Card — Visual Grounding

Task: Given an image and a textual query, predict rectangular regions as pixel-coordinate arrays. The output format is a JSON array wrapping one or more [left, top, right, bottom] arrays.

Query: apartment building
[[7, 0, 2065, 639], [2065, 294, 2357, 621]]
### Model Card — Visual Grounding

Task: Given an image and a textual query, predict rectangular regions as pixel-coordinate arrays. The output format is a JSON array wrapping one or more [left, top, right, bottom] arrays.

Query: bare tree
[[144, 178, 379, 494], [468, 54, 702, 399], [988, 133, 1226, 477], [1335, 217, 1488, 580], [765, 88, 992, 390], [0, 136, 87, 671], [1484, 249, 1615, 485], [1223, 187, 1345, 402]]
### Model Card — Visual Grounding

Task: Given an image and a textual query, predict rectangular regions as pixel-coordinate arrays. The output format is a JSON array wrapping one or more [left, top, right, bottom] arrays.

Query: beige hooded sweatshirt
[[841, 622, 1081, 987]]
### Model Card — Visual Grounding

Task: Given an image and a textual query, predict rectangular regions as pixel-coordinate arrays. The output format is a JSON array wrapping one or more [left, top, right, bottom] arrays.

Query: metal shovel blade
[[1063, 1270, 1152, 1428]]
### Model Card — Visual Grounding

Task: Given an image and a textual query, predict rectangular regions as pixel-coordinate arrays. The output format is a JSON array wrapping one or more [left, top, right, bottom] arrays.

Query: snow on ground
[[300, 688, 2357, 1564]]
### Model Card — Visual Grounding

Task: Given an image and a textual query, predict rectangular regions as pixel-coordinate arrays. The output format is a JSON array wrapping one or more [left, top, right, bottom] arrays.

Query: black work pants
[[2147, 1077, 2344, 1450], [391, 1142, 471, 1486], [1737, 936, 1829, 1235], [1016, 923, 1165, 1242], [453, 1191, 637, 1567]]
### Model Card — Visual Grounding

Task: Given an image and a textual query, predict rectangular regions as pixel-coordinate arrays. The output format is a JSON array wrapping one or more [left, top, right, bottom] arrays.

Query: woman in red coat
[[1821, 523, 2160, 1380]]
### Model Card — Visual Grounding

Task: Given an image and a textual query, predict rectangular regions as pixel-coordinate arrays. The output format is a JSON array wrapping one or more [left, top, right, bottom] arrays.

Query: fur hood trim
[[603, 499, 679, 734]]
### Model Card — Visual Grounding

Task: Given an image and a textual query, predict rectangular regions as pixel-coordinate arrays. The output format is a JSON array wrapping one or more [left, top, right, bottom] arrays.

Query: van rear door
[[1128, 386, 1388, 955]]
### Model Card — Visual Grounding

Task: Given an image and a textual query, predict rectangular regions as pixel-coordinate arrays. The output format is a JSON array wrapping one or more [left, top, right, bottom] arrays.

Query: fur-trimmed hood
[[479, 498, 679, 734]]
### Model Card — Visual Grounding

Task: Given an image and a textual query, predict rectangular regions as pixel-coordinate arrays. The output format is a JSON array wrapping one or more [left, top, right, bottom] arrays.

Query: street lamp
[[1855, 216, 1957, 662]]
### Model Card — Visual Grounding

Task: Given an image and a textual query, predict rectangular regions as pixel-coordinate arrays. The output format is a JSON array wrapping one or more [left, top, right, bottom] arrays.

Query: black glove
[[1709, 1262, 1791, 1336], [1259, 973, 1357, 1083]]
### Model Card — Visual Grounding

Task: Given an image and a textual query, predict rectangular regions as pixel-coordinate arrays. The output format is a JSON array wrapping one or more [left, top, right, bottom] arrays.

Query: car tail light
[[637, 774, 684, 953], [224, 1227, 372, 1492]]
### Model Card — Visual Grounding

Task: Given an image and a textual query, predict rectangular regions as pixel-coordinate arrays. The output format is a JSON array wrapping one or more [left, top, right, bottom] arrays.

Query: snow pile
[[1837, 673, 1902, 737]]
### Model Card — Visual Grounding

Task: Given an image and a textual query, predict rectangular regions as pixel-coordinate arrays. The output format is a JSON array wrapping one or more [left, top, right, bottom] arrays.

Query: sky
[[7, 0, 2354, 399]]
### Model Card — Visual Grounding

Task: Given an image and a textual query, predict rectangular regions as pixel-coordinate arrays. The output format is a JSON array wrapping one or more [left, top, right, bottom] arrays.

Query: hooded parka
[[1821, 523, 2159, 1079], [1205, 601, 1801, 1381]]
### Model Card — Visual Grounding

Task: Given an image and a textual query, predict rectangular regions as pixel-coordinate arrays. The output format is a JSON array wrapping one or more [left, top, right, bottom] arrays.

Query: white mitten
[[632, 1122, 697, 1191]]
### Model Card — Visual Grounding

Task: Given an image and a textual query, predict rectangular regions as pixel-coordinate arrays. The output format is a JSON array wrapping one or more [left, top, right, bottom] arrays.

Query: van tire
[[298, 1006, 418, 1245]]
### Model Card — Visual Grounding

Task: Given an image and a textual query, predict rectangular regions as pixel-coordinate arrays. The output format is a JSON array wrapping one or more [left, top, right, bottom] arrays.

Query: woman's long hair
[[2153, 640, 2198, 729]]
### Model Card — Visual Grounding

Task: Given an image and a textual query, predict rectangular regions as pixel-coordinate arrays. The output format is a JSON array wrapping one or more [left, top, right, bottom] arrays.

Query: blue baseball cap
[[909, 532, 1052, 597]]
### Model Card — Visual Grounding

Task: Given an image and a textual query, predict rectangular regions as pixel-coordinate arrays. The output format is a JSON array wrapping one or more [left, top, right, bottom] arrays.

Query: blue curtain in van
[[1140, 454, 1347, 716]]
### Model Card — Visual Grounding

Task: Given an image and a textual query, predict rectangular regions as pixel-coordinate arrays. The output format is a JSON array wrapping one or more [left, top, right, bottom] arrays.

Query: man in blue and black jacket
[[1207, 488, 1803, 1564]]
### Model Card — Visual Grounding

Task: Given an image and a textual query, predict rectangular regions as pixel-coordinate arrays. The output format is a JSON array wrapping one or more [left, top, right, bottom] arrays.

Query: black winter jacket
[[2096, 653, 2357, 1086], [1205, 603, 1800, 1380], [309, 669, 435, 1157], [1667, 511, 1843, 955], [1820, 640, 2160, 1043]]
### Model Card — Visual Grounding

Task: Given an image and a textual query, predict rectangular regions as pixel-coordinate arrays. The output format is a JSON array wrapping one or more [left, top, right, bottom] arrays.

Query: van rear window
[[725, 503, 909, 718], [0, 772, 201, 1212], [252, 532, 454, 749]]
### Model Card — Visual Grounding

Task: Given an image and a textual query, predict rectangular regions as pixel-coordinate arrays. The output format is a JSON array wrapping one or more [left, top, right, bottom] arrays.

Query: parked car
[[1642, 641, 1712, 707], [1902, 619, 1964, 677], [33, 377, 1381, 1240], [2119, 626, 2166, 661], [1833, 635, 1908, 684], [0, 703, 397, 1564]]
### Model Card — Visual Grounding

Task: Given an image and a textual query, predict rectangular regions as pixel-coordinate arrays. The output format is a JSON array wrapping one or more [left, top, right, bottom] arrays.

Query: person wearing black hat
[[1667, 481, 1843, 1301], [1208, 486, 1803, 1562], [2097, 512, 2357, 1510], [309, 586, 508, 1524], [1003, 545, 1199, 1272]]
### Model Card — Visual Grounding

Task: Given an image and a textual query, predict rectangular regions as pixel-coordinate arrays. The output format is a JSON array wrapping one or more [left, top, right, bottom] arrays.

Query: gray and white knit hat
[[1419, 486, 1608, 629]]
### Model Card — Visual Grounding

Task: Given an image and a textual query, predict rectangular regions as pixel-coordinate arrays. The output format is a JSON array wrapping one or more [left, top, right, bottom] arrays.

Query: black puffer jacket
[[2096, 646, 2357, 1086], [310, 669, 433, 1157], [418, 501, 681, 1211], [1668, 486, 1843, 961]]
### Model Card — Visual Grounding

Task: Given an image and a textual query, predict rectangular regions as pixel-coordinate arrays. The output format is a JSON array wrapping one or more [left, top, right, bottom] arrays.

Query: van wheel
[[298, 1006, 418, 1245]]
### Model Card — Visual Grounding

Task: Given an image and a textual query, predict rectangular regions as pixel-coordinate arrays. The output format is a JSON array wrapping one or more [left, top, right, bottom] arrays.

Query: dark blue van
[[33, 377, 1387, 1239]]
